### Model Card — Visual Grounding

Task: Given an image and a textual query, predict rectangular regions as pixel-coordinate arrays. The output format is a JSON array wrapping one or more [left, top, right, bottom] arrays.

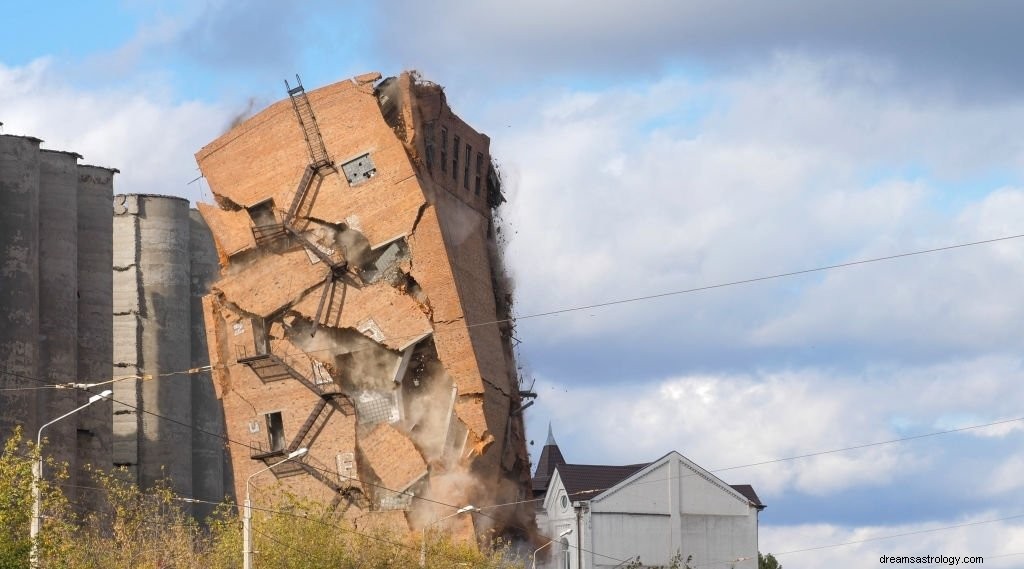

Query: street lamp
[[32, 389, 112, 568], [243, 447, 308, 569], [532, 528, 573, 569], [420, 504, 477, 568]]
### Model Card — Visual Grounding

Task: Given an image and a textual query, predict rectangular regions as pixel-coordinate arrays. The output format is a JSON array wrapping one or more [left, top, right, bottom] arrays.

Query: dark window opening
[[440, 127, 448, 173], [265, 412, 285, 452], [453, 135, 460, 181], [463, 144, 471, 189], [247, 199, 278, 227], [475, 153, 483, 196], [424, 123, 435, 170]]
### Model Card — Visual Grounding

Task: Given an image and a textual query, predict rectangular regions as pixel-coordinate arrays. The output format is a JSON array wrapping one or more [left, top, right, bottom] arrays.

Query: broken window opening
[[247, 198, 278, 226], [341, 153, 377, 186], [265, 411, 285, 452], [440, 127, 448, 173], [463, 144, 471, 189], [452, 135, 460, 182]]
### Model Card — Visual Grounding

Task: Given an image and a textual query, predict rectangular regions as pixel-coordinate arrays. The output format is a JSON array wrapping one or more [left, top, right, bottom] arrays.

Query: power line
[[6, 232, 1023, 386], [479, 232, 1024, 330], [8, 362, 1024, 532], [6, 232, 1024, 564]]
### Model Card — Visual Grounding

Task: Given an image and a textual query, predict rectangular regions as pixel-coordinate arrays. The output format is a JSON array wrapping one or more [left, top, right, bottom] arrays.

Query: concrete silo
[[0, 136, 115, 508], [112, 194, 225, 504], [0, 135, 42, 438], [37, 150, 82, 484], [76, 164, 117, 506]]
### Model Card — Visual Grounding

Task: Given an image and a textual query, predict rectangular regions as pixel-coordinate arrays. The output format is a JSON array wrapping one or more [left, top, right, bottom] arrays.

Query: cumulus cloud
[[489, 54, 1024, 382], [0, 59, 228, 201], [527, 356, 1024, 503]]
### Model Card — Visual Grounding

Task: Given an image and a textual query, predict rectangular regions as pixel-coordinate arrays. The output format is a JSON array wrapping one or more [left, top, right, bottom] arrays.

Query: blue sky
[[5, 1, 1024, 566]]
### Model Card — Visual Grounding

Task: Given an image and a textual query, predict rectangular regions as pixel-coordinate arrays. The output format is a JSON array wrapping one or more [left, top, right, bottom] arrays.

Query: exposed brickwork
[[196, 71, 533, 541]]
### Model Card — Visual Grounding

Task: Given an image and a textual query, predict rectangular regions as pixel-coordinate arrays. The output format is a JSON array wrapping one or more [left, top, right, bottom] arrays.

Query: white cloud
[[0, 59, 228, 202], [492, 54, 1024, 362], [762, 516, 1024, 569], [527, 356, 1024, 499]]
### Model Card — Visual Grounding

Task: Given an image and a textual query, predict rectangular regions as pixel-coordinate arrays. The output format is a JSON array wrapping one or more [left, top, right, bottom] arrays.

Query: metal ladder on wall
[[286, 75, 333, 171]]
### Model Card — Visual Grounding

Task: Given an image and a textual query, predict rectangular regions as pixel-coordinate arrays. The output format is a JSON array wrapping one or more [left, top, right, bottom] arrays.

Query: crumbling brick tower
[[195, 72, 532, 536]]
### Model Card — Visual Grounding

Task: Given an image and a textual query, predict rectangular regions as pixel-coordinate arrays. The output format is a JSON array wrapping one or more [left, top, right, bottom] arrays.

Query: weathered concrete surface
[[0, 135, 41, 438], [196, 71, 532, 541], [0, 137, 116, 513], [37, 150, 81, 492], [112, 194, 226, 506], [75, 164, 116, 512], [189, 209, 231, 514]]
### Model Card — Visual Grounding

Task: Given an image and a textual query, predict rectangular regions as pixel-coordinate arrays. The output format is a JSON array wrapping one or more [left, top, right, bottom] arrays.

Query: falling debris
[[195, 71, 533, 538]]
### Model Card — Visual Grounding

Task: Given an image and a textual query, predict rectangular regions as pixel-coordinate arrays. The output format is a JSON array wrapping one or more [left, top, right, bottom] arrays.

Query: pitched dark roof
[[729, 484, 765, 510], [557, 463, 650, 501], [531, 426, 567, 495]]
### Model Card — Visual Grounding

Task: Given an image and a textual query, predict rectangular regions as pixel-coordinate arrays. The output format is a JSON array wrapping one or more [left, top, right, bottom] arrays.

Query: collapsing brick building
[[195, 72, 533, 536]]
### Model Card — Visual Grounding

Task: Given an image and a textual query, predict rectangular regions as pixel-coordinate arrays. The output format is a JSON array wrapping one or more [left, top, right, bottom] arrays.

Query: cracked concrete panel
[[112, 265, 140, 314], [213, 248, 329, 318], [197, 202, 256, 258], [111, 213, 138, 269], [292, 281, 432, 351], [360, 422, 427, 492], [111, 313, 140, 367]]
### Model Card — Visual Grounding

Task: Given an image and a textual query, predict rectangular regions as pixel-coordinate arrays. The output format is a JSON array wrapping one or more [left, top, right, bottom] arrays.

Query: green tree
[[0, 428, 77, 569], [759, 552, 782, 569], [2, 427, 524, 569]]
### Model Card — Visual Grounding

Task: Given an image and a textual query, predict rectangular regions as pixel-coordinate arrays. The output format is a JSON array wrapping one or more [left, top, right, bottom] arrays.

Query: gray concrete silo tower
[[0, 134, 116, 510], [112, 194, 227, 509]]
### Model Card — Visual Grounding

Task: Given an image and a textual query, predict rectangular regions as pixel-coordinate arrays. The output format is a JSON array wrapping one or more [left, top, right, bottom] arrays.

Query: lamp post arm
[[31, 389, 110, 569], [243, 448, 307, 569]]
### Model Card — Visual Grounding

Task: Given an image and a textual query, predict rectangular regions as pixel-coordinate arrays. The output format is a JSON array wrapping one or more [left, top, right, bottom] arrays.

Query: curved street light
[[243, 447, 308, 569], [532, 528, 573, 569], [31, 389, 112, 568]]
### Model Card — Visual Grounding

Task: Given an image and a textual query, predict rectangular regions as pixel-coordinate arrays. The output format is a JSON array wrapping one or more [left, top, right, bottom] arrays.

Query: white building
[[533, 430, 764, 569]]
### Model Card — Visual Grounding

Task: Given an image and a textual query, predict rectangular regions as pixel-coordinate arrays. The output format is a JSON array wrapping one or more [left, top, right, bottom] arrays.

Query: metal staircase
[[286, 75, 333, 170], [288, 398, 332, 453]]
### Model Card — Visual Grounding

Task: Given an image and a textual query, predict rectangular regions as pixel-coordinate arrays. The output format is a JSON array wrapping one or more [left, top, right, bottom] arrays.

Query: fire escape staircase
[[243, 76, 365, 494]]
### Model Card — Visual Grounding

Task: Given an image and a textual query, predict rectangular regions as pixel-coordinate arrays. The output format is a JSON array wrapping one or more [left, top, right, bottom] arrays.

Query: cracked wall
[[196, 71, 532, 539]]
